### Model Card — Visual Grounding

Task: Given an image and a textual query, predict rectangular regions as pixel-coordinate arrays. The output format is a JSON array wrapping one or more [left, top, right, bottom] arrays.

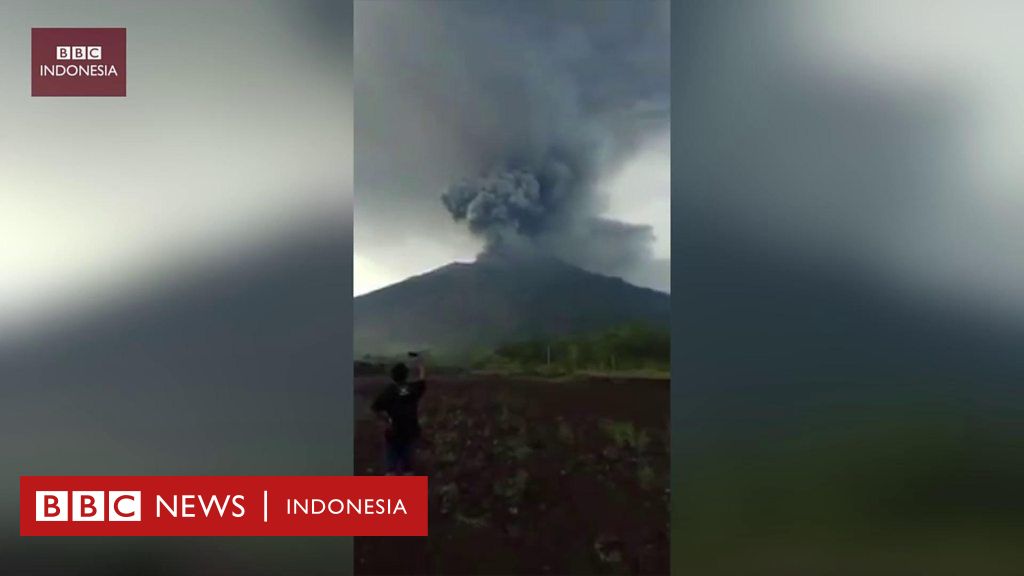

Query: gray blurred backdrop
[[0, 2, 353, 574], [674, 2, 1024, 574]]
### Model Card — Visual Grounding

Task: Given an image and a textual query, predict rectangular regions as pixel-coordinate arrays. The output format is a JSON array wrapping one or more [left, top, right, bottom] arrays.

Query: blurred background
[[0, 1, 353, 574], [674, 1, 1024, 574]]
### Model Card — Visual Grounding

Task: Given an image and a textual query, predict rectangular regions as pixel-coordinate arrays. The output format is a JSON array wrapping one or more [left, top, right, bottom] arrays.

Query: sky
[[353, 0, 672, 296], [804, 0, 1024, 320], [0, 1, 353, 341], [679, 0, 1024, 325]]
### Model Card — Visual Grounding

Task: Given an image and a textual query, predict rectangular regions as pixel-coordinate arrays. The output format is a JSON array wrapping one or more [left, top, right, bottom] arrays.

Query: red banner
[[20, 476, 427, 536]]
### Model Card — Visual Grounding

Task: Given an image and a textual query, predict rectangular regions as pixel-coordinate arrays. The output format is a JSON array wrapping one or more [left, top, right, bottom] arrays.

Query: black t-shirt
[[372, 380, 426, 444]]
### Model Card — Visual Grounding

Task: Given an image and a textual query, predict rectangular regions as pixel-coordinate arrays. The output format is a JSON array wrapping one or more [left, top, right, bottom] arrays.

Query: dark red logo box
[[32, 28, 126, 97], [20, 476, 428, 536]]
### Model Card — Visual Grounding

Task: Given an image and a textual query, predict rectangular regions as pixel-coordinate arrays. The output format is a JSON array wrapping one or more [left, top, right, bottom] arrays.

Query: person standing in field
[[372, 353, 427, 475]]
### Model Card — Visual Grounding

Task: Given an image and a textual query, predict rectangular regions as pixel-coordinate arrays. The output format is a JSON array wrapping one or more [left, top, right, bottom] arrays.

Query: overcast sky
[[681, 0, 1024, 325], [353, 0, 671, 296], [0, 1, 352, 341]]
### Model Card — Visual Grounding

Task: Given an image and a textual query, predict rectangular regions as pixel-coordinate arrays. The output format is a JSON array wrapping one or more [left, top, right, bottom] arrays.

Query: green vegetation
[[478, 323, 669, 375], [599, 418, 661, 495], [601, 419, 651, 454]]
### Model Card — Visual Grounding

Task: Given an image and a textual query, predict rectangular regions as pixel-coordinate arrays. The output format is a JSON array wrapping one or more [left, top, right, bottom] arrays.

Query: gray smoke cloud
[[356, 0, 669, 286], [443, 165, 565, 244], [440, 152, 655, 271]]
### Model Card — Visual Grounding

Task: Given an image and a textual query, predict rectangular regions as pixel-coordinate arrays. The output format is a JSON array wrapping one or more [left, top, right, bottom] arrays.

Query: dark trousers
[[384, 437, 415, 475]]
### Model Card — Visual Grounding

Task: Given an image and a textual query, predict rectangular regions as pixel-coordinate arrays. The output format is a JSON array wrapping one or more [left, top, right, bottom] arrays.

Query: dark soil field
[[354, 373, 670, 575]]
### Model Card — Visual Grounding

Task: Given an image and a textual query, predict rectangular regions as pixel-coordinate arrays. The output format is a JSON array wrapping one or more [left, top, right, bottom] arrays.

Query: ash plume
[[443, 167, 555, 244], [441, 152, 584, 251], [357, 0, 669, 283], [441, 155, 656, 272], [435, 1, 669, 271]]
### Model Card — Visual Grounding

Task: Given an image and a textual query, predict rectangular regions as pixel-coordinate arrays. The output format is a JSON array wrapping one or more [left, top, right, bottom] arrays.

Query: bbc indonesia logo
[[41, 45, 118, 77], [35, 491, 141, 522], [31, 28, 126, 96]]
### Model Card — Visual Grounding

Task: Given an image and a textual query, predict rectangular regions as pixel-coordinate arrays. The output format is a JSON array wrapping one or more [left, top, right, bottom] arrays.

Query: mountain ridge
[[354, 256, 670, 357]]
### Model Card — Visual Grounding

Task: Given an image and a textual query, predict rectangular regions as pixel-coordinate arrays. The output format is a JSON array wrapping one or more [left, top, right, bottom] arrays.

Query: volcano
[[353, 253, 670, 356]]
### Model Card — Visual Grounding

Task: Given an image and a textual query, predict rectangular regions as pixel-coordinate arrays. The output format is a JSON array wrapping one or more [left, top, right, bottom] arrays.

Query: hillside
[[353, 254, 670, 357]]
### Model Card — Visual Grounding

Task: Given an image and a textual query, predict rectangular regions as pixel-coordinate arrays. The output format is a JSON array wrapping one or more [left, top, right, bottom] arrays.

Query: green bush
[[484, 323, 669, 373]]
